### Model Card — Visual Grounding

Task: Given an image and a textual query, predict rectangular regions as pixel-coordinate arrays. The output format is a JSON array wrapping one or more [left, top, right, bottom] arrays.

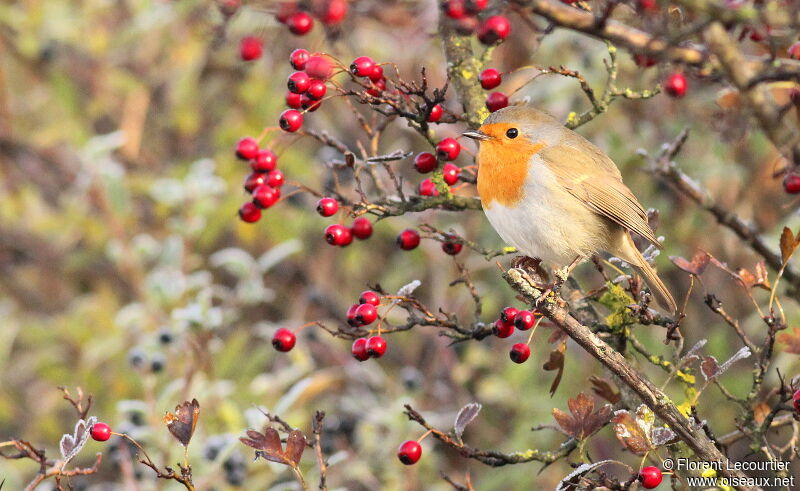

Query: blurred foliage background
[[1, 0, 799, 489]]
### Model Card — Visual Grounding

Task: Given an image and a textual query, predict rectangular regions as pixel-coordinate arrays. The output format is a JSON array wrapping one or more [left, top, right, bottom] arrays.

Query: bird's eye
[[506, 128, 518, 139]]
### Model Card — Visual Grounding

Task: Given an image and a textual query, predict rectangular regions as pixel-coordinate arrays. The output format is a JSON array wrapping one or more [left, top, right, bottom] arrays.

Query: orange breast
[[476, 123, 545, 208]]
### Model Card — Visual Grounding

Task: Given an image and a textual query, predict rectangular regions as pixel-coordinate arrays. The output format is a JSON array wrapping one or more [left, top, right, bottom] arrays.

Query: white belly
[[482, 162, 609, 266]]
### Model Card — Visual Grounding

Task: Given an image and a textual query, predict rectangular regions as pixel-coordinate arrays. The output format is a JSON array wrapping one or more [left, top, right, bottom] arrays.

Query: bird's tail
[[614, 233, 677, 314]]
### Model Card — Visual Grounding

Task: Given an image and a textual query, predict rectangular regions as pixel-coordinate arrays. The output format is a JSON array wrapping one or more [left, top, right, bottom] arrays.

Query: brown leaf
[[700, 356, 720, 381], [552, 393, 611, 440], [611, 409, 652, 455], [240, 427, 289, 465], [753, 403, 770, 424], [164, 399, 199, 447], [543, 341, 566, 396], [735, 262, 771, 290], [670, 250, 711, 276], [284, 430, 306, 466], [778, 327, 800, 354], [780, 227, 800, 265], [589, 376, 621, 404]]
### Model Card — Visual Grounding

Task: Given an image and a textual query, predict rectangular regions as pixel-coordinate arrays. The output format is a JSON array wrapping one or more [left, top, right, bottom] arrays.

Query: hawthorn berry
[[368, 64, 384, 83], [414, 152, 437, 173], [365, 335, 387, 358], [319, 0, 347, 25], [355, 303, 378, 325], [367, 78, 386, 97], [239, 36, 263, 61], [397, 440, 422, 465], [479, 68, 502, 90], [477, 15, 511, 45], [305, 56, 333, 79], [639, 466, 663, 489], [397, 229, 421, 250], [236, 137, 259, 160], [286, 11, 314, 35], [351, 338, 369, 361], [286, 91, 303, 108], [301, 94, 322, 112], [325, 224, 353, 246], [90, 423, 112, 442], [454, 16, 479, 35], [788, 42, 800, 60], [792, 389, 800, 412], [664, 73, 687, 98], [266, 169, 285, 188], [350, 56, 376, 77], [486, 91, 509, 112], [252, 149, 277, 173], [243, 172, 267, 193], [509, 343, 531, 363], [351, 217, 373, 239], [500, 307, 519, 324], [786, 175, 800, 194], [316, 197, 339, 217], [218, 0, 240, 17], [442, 0, 468, 20], [359, 290, 381, 306], [514, 310, 536, 330], [288, 71, 311, 94], [436, 138, 461, 161], [272, 328, 296, 352], [306, 79, 327, 100], [441, 239, 463, 255], [418, 178, 440, 197], [494, 319, 514, 338], [279, 109, 304, 132], [346, 304, 361, 326], [252, 185, 280, 209], [427, 104, 443, 123], [637, 0, 658, 12], [442, 163, 460, 185], [466, 0, 488, 13], [290, 48, 310, 70], [238, 202, 262, 223], [748, 28, 766, 42], [275, 1, 298, 23], [633, 54, 657, 68]]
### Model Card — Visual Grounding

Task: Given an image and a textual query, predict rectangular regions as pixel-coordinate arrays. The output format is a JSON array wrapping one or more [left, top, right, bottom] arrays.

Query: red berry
[[749, 28, 766, 42], [301, 94, 322, 112], [790, 88, 800, 106], [500, 307, 519, 323], [306, 79, 327, 100], [427, 104, 443, 123], [305, 56, 332, 79], [418, 178, 440, 197], [792, 389, 800, 412], [466, 0, 488, 13], [359, 290, 381, 306], [664, 73, 687, 98], [477, 16, 511, 45], [637, 0, 658, 11], [266, 169, 285, 188], [279, 109, 304, 132], [510, 343, 531, 363], [351, 217, 373, 239], [252, 185, 280, 209], [494, 319, 514, 338], [319, 0, 347, 25], [244, 172, 267, 193], [325, 224, 353, 246], [397, 440, 422, 465], [479, 68, 502, 90], [367, 78, 386, 97], [639, 466, 663, 489], [219, 0, 241, 17], [239, 202, 262, 222], [365, 335, 387, 357], [355, 303, 378, 325], [236, 137, 259, 160], [288, 71, 311, 94], [272, 328, 296, 352], [286, 91, 303, 108], [414, 152, 437, 173], [633, 54, 657, 68], [788, 41, 800, 60], [441, 239, 463, 255], [286, 11, 314, 35], [514, 310, 536, 330], [290, 48, 310, 70], [351, 338, 369, 361], [316, 197, 339, 217], [239, 36, 263, 61], [442, 0, 467, 19], [442, 163, 460, 185], [368, 64, 384, 82], [560, 0, 578, 3], [347, 304, 361, 326], [397, 229, 420, 250], [275, 1, 298, 23], [252, 149, 277, 173], [486, 91, 509, 112], [350, 56, 376, 77], [436, 138, 461, 161], [784, 174, 800, 194], [90, 423, 112, 442], [454, 16, 479, 35]]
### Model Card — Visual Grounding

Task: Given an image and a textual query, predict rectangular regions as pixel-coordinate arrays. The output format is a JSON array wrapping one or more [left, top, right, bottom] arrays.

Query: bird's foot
[[511, 256, 550, 283]]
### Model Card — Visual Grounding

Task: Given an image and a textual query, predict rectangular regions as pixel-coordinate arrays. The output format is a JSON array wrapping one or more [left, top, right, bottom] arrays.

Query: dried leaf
[[670, 250, 711, 276], [651, 426, 677, 446], [164, 399, 200, 447], [284, 430, 306, 466], [240, 427, 287, 464], [556, 460, 623, 491], [780, 227, 800, 265], [778, 327, 800, 354], [543, 341, 567, 396], [396, 280, 421, 297], [552, 393, 611, 440], [735, 262, 771, 290], [611, 405, 672, 455], [589, 376, 620, 404], [681, 339, 708, 364], [718, 346, 751, 374], [454, 402, 482, 442], [753, 403, 770, 424], [701, 347, 752, 381], [60, 416, 96, 464], [700, 356, 720, 381]]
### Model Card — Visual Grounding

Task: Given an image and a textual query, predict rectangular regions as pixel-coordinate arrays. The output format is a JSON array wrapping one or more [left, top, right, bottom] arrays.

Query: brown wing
[[540, 140, 662, 248]]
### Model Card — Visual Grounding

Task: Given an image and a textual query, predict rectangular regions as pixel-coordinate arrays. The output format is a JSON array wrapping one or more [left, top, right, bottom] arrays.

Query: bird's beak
[[462, 130, 490, 141]]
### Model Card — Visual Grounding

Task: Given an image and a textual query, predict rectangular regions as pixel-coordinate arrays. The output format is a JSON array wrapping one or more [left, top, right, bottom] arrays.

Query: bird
[[463, 105, 677, 314]]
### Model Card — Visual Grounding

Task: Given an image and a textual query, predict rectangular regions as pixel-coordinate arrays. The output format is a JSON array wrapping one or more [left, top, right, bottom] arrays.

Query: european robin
[[464, 105, 677, 313]]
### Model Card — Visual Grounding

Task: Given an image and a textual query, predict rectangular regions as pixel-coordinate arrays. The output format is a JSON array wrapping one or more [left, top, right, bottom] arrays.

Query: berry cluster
[[276, 0, 347, 36], [442, 1, 510, 46], [347, 290, 388, 360], [235, 138, 285, 223], [414, 138, 463, 197], [478, 68, 508, 112], [492, 306, 541, 363]]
